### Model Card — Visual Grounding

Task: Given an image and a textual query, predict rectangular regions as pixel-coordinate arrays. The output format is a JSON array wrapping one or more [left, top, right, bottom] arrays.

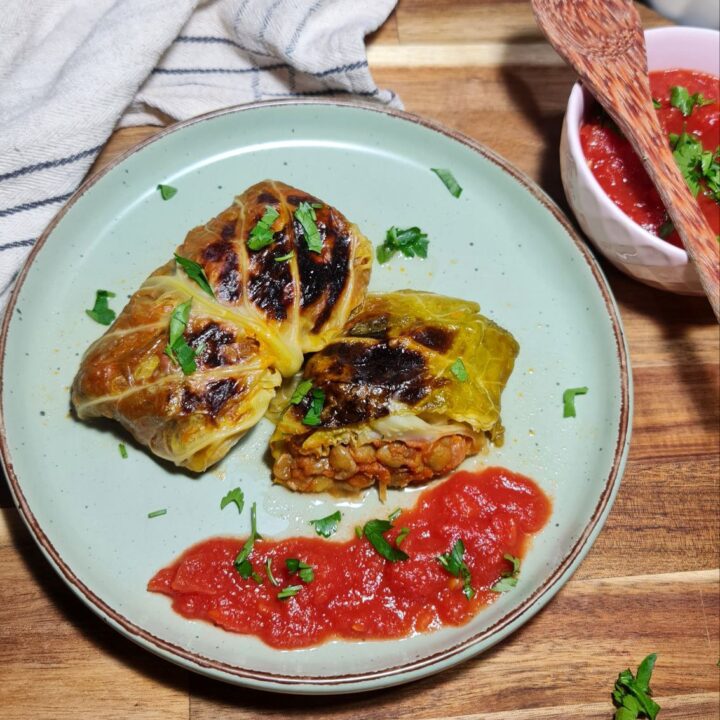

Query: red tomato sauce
[[148, 468, 551, 649], [580, 69, 720, 247]]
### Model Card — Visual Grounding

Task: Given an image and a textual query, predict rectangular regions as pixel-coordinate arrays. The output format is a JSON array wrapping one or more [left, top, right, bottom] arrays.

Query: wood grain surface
[[2, 1, 718, 718]]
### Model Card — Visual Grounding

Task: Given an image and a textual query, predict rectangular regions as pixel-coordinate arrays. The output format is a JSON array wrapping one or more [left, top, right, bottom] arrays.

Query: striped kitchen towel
[[0, 0, 400, 311]]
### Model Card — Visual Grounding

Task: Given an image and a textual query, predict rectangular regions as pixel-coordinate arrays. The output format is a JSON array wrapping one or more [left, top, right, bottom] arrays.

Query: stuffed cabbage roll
[[72, 180, 372, 471], [269, 291, 519, 495]]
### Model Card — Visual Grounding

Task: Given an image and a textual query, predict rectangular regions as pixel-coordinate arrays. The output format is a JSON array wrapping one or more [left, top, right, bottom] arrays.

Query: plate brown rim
[[0, 98, 631, 689]]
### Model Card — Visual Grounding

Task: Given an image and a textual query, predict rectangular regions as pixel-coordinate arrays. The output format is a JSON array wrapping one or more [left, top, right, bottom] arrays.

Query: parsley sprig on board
[[612, 653, 661, 720]]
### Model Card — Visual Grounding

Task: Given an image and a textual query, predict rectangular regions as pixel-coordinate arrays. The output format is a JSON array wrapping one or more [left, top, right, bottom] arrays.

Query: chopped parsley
[[302, 387, 325, 426], [285, 558, 314, 583], [450, 358, 469, 382], [395, 527, 410, 546], [431, 167, 463, 198], [669, 85, 714, 118], [289, 379, 313, 405], [220, 487, 245, 514], [266, 558, 279, 587], [248, 206, 280, 251], [147, 508, 167, 519], [174, 254, 214, 298], [118, 443, 128, 459], [670, 130, 720, 200], [309, 510, 341, 538], [277, 585, 302, 600], [295, 201, 323, 253], [612, 653, 660, 720], [652, 98, 661, 110], [563, 386, 588, 418], [233, 502, 262, 579], [274, 251, 294, 262], [388, 508, 402, 522], [437, 538, 474, 600], [164, 299, 200, 375], [658, 220, 674, 239], [157, 184, 177, 200], [376, 226, 429, 264], [355, 525, 363, 539], [491, 553, 521, 593], [363, 519, 409, 563], [86, 289, 116, 325]]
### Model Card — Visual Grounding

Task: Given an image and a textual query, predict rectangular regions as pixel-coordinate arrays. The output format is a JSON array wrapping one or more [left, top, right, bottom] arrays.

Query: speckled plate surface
[[0, 100, 631, 694]]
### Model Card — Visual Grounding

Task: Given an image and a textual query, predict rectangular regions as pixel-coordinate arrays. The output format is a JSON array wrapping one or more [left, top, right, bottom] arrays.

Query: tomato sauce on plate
[[580, 69, 720, 247], [148, 467, 551, 649]]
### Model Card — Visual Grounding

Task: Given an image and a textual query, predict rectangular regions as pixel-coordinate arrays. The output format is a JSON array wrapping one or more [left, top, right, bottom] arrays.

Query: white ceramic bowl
[[560, 26, 720, 295]]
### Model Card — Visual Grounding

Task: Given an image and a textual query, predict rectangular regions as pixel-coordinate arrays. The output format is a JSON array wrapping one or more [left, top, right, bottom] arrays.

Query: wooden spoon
[[531, 0, 720, 321]]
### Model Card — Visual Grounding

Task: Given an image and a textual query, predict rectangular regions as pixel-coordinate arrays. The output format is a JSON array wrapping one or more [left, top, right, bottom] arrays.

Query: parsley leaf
[[431, 168, 463, 198], [302, 387, 325, 426], [670, 85, 714, 117], [148, 508, 167, 518], [652, 98, 661, 110], [376, 226, 429, 264], [220, 487, 245, 514], [491, 553, 521, 593], [563, 386, 588, 418], [491, 575, 518, 592], [289, 379, 313, 405], [233, 502, 262, 579], [86, 290, 116, 325], [118, 443, 128, 459], [450, 358, 469, 382], [658, 220, 674, 239], [612, 653, 661, 720], [285, 558, 314, 583], [437, 538, 474, 599], [670, 131, 720, 201], [309, 510, 341, 538], [266, 558, 279, 587], [672, 131, 704, 195], [164, 299, 200, 375], [295, 201, 323, 253], [174, 254, 214, 298], [363, 519, 409, 563], [166, 300, 190, 351], [248, 206, 280, 251], [157, 184, 177, 200], [277, 585, 302, 600]]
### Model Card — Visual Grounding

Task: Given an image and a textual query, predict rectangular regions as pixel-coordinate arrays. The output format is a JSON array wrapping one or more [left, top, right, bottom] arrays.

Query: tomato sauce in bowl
[[148, 467, 551, 649], [580, 69, 720, 247]]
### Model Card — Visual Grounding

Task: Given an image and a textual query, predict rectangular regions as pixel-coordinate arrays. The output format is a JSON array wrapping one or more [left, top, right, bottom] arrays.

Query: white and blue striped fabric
[[0, 0, 400, 311]]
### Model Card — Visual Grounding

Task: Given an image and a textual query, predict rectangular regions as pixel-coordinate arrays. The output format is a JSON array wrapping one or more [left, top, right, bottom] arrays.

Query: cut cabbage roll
[[269, 291, 519, 495], [72, 180, 372, 471]]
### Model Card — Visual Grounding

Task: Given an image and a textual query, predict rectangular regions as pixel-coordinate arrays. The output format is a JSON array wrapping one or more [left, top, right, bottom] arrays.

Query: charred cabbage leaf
[[71, 180, 373, 472], [270, 291, 519, 494]]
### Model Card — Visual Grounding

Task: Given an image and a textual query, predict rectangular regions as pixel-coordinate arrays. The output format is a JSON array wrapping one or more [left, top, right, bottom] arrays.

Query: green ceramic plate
[[0, 101, 631, 694]]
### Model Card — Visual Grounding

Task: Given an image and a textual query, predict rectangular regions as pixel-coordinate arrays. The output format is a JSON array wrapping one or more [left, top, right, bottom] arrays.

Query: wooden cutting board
[[1, 1, 718, 718]]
